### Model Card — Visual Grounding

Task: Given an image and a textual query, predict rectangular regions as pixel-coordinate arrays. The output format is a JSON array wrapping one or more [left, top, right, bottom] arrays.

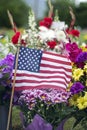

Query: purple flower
[[3, 67, 12, 74], [19, 89, 71, 108], [51, 91, 71, 104], [70, 82, 85, 94], [0, 53, 15, 105], [0, 54, 14, 69], [0, 58, 6, 66], [76, 52, 87, 63], [0, 79, 11, 87], [0, 73, 3, 78], [28, 101, 36, 110], [0, 54, 14, 75], [75, 62, 85, 69], [4, 54, 14, 66], [39, 93, 48, 101]]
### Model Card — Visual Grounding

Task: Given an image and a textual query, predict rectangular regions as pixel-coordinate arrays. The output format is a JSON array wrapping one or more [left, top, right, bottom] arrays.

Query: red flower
[[39, 17, 52, 28], [70, 29, 80, 37], [12, 32, 21, 44], [21, 39, 26, 46], [47, 40, 57, 49], [66, 29, 80, 37]]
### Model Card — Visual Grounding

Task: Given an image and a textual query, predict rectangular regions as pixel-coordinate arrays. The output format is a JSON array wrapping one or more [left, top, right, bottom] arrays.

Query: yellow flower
[[84, 92, 87, 100], [72, 65, 77, 72], [80, 45, 87, 52], [83, 34, 87, 40], [77, 93, 87, 110], [86, 80, 87, 87], [73, 68, 84, 81], [69, 94, 78, 106], [84, 63, 87, 73], [67, 82, 73, 91], [77, 97, 85, 110]]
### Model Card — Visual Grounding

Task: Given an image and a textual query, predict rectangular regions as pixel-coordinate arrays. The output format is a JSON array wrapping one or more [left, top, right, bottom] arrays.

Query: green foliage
[[12, 107, 23, 130], [46, 0, 87, 29], [0, 0, 29, 28], [46, 0, 75, 27], [19, 97, 75, 130], [72, 108, 87, 129], [12, 106, 86, 130], [75, 3, 87, 28]]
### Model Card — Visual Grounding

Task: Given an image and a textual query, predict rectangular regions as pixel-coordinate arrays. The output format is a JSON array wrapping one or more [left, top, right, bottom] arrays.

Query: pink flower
[[66, 42, 82, 62], [66, 42, 78, 52]]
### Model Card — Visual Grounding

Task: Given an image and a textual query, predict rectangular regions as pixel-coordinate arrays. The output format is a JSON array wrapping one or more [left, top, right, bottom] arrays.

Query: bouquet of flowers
[[66, 41, 87, 128], [10, 1, 82, 130], [11, 6, 74, 130], [11, 9, 68, 55]]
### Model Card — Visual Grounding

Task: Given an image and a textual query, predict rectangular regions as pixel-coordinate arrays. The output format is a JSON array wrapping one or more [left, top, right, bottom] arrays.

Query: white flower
[[39, 26, 48, 32], [46, 30, 55, 40], [38, 28, 55, 41], [82, 42, 86, 46], [55, 30, 68, 42], [0, 35, 4, 39], [22, 33, 28, 40], [51, 21, 68, 30], [0, 43, 9, 56]]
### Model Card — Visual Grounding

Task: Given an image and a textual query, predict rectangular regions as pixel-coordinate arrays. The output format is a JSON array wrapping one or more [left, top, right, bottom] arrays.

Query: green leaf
[[73, 117, 84, 128]]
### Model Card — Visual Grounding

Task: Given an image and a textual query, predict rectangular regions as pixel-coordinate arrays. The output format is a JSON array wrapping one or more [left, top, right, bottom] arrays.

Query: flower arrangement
[[61, 10, 87, 128], [11, 8, 69, 55], [65, 40, 87, 127], [10, 1, 85, 129], [10, 6, 74, 130], [38, 11, 68, 53]]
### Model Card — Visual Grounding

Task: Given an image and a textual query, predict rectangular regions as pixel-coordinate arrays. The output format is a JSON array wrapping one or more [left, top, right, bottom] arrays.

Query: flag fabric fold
[[12, 46, 72, 91]]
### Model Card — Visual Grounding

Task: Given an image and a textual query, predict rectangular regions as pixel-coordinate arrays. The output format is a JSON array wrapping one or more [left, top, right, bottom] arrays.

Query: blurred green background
[[0, 0, 87, 29]]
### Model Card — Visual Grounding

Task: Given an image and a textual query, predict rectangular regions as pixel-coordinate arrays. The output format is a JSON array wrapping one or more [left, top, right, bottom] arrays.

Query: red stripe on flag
[[14, 85, 66, 91]]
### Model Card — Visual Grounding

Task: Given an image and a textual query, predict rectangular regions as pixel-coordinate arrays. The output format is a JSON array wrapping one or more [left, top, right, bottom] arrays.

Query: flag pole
[[6, 46, 20, 130], [6, 10, 21, 130]]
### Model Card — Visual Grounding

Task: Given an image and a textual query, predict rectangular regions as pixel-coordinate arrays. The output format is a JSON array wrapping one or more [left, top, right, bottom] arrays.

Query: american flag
[[12, 46, 72, 91]]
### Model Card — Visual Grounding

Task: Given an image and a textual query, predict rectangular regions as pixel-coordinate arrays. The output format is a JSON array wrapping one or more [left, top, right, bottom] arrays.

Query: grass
[[12, 106, 23, 130], [12, 106, 86, 130], [0, 28, 14, 38]]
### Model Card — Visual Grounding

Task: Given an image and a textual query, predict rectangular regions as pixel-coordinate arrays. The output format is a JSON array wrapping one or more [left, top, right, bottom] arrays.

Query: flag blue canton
[[17, 47, 42, 72]]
